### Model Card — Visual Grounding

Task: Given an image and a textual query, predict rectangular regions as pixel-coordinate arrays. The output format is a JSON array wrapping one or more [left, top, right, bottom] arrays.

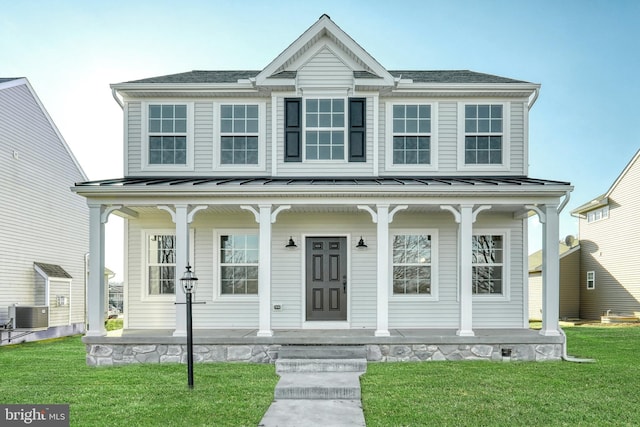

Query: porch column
[[442, 204, 491, 337], [258, 205, 273, 337], [241, 204, 290, 337], [358, 204, 407, 337], [86, 204, 120, 337], [541, 203, 561, 336], [160, 204, 206, 337]]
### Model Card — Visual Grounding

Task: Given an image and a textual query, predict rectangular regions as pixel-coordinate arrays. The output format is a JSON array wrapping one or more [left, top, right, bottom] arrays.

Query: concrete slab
[[258, 399, 366, 427]]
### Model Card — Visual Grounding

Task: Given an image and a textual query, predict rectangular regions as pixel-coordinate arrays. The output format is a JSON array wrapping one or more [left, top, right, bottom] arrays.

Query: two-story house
[[74, 15, 572, 364], [1, 77, 89, 345], [571, 149, 640, 320]]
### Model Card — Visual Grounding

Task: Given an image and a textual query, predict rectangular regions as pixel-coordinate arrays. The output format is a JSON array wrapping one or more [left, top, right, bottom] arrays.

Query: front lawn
[[1, 325, 638, 426], [361, 325, 640, 426], [0, 336, 278, 426]]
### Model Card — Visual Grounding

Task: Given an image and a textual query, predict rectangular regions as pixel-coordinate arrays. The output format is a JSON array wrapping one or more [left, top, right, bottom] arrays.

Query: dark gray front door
[[306, 237, 347, 321]]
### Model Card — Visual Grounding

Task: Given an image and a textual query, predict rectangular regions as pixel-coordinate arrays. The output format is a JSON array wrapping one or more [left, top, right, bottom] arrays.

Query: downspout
[[556, 190, 595, 362], [111, 88, 124, 110]]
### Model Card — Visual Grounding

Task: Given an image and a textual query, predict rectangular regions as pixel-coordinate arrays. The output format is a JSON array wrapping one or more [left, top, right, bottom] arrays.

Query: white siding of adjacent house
[[0, 81, 88, 327], [579, 155, 640, 319], [49, 279, 71, 327]]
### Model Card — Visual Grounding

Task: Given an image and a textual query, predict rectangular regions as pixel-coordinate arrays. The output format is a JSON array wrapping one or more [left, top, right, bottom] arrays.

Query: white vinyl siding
[[0, 81, 88, 328], [579, 154, 640, 319], [296, 46, 354, 89], [49, 279, 71, 327]]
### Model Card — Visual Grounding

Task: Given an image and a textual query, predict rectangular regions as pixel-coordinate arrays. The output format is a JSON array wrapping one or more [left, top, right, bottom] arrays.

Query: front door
[[305, 237, 347, 321]]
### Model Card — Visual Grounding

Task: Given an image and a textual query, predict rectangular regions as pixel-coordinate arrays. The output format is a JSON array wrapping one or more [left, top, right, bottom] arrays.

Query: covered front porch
[[84, 327, 564, 365]]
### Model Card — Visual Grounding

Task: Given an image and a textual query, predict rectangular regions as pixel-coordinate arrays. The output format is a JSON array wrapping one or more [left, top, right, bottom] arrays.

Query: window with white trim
[[147, 234, 176, 295], [220, 104, 259, 165], [586, 271, 595, 290], [305, 98, 345, 160], [392, 104, 431, 165], [587, 206, 609, 223], [219, 234, 259, 295], [465, 104, 503, 165], [148, 104, 187, 165], [392, 233, 433, 295], [472, 234, 504, 294]]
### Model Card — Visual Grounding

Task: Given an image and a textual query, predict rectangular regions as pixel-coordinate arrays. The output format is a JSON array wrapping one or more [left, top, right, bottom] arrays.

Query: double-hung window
[[472, 234, 505, 295], [586, 271, 595, 290], [464, 104, 503, 165], [147, 234, 176, 296], [219, 234, 259, 295], [391, 231, 438, 298], [148, 104, 187, 165], [392, 105, 431, 165], [305, 98, 345, 160], [220, 104, 259, 165]]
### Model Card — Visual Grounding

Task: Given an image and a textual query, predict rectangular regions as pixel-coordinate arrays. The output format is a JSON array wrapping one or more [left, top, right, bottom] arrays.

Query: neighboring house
[[571, 149, 640, 320], [528, 241, 580, 320], [74, 15, 572, 364], [0, 77, 89, 345]]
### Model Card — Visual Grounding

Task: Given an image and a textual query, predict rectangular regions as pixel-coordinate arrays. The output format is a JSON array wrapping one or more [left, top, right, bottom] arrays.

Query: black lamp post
[[180, 265, 198, 389]]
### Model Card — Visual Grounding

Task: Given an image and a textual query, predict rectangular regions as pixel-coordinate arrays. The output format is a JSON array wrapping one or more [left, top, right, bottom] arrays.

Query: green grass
[[2, 326, 638, 426], [361, 325, 640, 426], [0, 336, 278, 426]]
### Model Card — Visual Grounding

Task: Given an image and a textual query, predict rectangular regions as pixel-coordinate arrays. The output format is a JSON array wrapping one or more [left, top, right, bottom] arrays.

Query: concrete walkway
[[258, 346, 367, 427]]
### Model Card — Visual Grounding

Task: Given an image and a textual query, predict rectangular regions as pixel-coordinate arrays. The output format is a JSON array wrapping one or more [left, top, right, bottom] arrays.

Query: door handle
[[343, 275, 347, 293]]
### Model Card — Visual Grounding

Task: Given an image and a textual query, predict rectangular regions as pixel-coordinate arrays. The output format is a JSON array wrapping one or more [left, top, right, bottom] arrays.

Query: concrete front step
[[276, 358, 367, 373], [274, 372, 363, 400], [278, 345, 366, 360]]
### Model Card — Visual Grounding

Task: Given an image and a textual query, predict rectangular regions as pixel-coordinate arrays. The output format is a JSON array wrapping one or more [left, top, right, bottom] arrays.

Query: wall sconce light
[[356, 236, 367, 248], [286, 236, 297, 248]]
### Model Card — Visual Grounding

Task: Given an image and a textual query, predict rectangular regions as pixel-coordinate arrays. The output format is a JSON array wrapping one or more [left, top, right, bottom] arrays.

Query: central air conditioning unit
[[8, 305, 49, 331]]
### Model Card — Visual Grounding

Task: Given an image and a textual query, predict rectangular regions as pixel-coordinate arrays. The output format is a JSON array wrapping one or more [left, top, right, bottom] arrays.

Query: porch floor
[[88, 327, 563, 346]]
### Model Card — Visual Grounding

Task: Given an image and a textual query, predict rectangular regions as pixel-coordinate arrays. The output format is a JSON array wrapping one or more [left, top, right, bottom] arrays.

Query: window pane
[[162, 105, 174, 118], [491, 104, 502, 118], [174, 105, 187, 118], [149, 105, 161, 118], [174, 119, 187, 133], [465, 105, 477, 118], [477, 105, 490, 118], [149, 119, 161, 133], [221, 105, 233, 118]]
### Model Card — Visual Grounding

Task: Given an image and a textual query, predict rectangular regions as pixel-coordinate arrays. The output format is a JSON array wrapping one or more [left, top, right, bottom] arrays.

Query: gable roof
[[114, 15, 535, 93], [0, 77, 88, 181], [571, 148, 640, 216], [528, 243, 580, 273]]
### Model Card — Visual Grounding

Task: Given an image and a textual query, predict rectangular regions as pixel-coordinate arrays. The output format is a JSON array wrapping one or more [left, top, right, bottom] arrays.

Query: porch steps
[[260, 346, 368, 425], [277, 345, 367, 360], [273, 345, 367, 400]]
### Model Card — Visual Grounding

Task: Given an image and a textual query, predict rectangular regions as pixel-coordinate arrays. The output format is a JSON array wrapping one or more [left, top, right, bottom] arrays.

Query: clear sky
[[2, 0, 639, 280]]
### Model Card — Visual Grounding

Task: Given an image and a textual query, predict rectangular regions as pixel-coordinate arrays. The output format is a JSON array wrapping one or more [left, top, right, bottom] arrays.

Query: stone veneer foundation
[[85, 342, 562, 366]]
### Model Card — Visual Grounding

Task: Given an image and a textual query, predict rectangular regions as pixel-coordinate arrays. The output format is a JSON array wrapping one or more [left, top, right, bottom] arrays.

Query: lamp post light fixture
[[180, 265, 198, 389]]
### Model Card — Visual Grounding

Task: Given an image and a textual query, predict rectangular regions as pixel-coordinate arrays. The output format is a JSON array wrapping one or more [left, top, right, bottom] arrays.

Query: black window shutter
[[284, 98, 302, 162], [349, 98, 366, 162]]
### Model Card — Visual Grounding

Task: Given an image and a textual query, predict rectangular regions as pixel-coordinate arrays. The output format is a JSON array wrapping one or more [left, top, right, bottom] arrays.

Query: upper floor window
[[472, 234, 505, 295], [586, 271, 595, 290], [392, 105, 431, 165], [148, 104, 187, 165], [464, 104, 503, 165], [587, 206, 609, 223], [220, 104, 259, 165], [305, 98, 345, 160], [284, 97, 366, 163], [147, 233, 176, 295]]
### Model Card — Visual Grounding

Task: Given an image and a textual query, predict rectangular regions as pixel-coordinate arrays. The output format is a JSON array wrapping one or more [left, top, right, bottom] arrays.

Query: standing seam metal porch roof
[[75, 176, 570, 188]]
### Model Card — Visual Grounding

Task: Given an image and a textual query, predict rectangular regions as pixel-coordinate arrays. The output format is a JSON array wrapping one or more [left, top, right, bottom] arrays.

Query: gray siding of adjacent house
[[0, 81, 89, 329], [529, 248, 580, 320], [579, 155, 640, 319]]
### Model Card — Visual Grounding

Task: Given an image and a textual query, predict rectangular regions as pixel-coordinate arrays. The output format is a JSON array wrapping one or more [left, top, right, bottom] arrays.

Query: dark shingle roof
[[120, 69, 530, 85], [34, 262, 72, 279], [389, 70, 529, 84]]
